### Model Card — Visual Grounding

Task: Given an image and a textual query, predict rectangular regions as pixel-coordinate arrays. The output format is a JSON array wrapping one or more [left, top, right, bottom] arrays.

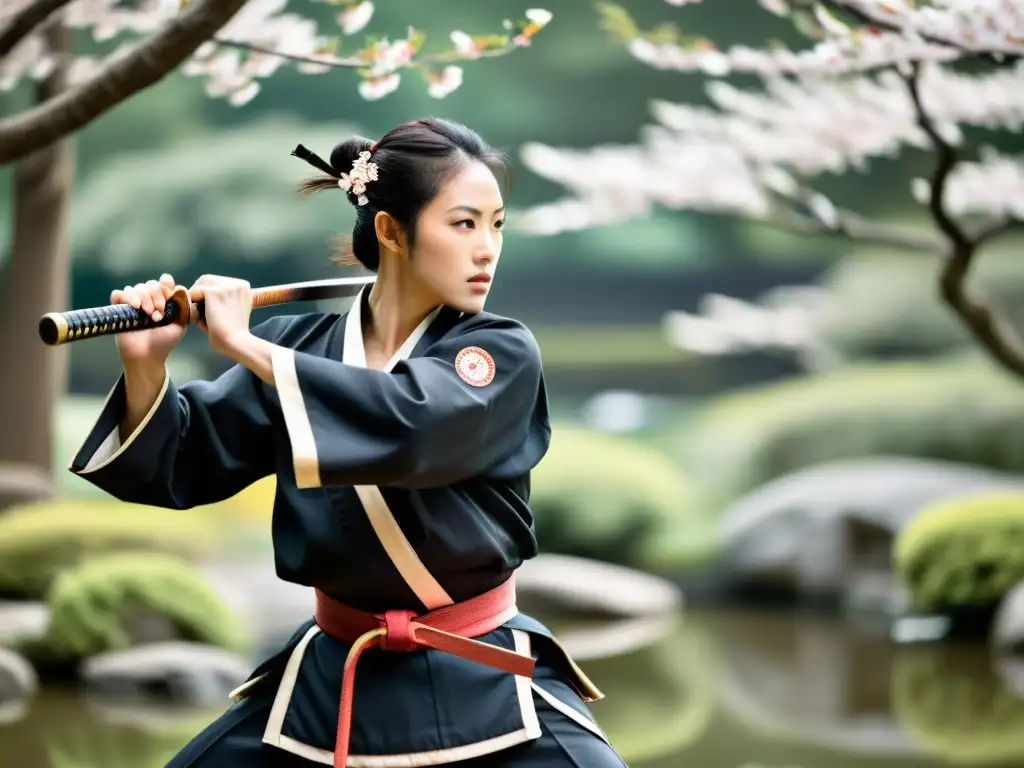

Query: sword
[[38, 275, 376, 346]]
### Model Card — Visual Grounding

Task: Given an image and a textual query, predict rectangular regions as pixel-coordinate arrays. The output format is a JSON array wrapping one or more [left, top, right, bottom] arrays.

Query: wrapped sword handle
[[38, 286, 196, 346]]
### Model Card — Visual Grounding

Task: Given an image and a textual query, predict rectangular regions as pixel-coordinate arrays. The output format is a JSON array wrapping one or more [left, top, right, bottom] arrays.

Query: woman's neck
[[364, 258, 438, 360]]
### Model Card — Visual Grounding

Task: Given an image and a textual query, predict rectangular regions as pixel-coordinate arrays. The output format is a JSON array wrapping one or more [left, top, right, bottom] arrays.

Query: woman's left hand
[[189, 274, 253, 355]]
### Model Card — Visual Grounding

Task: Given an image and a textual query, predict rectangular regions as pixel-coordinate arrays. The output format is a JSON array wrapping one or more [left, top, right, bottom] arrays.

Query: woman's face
[[406, 159, 505, 314]]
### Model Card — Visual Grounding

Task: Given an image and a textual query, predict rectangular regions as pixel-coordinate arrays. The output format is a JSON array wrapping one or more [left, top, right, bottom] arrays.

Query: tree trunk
[[0, 21, 73, 508]]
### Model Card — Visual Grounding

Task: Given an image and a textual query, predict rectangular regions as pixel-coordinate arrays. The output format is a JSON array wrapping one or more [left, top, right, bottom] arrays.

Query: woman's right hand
[[110, 273, 187, 366]]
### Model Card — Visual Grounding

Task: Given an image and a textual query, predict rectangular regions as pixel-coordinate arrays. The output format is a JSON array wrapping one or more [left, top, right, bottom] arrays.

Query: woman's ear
[[373, 211, 408, 256]]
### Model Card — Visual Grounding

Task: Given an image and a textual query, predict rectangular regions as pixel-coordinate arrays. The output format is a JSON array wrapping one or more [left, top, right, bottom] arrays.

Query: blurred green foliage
[[680, 355, 1024, 513], [36, 550, 248, 661], [530, 423, 697, 571], [0, 499, 221, 600], [895, 492, 1024, 610]]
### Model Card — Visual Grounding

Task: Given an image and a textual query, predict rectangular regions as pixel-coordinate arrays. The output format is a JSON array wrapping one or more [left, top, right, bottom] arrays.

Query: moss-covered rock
[[34, 551, 248, 663], [0, 500, 221, 601], [682, 355, 1024, 513], [895, 492, 1024, 611]]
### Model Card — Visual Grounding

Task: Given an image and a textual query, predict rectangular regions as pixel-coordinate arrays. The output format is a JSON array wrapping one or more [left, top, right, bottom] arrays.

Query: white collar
[[342, 287, 442, 371]]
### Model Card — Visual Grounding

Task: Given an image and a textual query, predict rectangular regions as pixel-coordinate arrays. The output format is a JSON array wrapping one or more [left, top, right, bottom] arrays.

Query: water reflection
[[0, 690, 220, 767], [3, 611, 1024, 768]]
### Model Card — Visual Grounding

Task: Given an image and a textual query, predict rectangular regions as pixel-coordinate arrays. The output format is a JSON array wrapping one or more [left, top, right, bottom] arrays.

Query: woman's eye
[[494, 219, 505, 230], [454, 220, 474, 229]]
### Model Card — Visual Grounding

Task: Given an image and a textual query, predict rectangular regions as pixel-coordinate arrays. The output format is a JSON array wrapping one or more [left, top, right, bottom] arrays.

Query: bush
[[530, 424, 698, 571], [37, 551, 248, 661], [0, 499, 222, 600], [681, 355, 1024, 513], [894, 492, 1024, 610]]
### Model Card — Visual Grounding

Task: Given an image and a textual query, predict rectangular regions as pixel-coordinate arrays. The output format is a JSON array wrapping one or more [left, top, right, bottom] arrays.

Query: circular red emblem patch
[[455, 346, 495, 387]]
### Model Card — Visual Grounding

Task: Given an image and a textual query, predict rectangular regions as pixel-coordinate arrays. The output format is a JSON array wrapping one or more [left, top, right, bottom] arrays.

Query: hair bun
[[329, 137, 375, 176]]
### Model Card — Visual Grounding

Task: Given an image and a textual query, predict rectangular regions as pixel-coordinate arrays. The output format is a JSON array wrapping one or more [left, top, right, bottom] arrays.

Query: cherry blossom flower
[[449, 31, 482, 58], [337, 1, 374, 36], [427, 66, 464, 99], [338, 150, 379, 205], [358, 72, 400, 101]]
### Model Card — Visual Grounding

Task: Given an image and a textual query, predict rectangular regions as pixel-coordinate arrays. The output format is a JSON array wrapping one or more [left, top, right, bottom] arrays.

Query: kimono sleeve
[[68, 319, 285, 509], [272, 317, 550, 489]]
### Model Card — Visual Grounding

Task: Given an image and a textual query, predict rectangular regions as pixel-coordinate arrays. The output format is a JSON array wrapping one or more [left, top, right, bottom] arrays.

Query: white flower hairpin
[[338, 150, 379, 206]]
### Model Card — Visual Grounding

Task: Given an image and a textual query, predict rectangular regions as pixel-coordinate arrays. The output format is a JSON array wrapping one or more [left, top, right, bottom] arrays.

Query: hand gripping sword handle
[[38, 275, 377, 346], [38, 287, 194, 346]]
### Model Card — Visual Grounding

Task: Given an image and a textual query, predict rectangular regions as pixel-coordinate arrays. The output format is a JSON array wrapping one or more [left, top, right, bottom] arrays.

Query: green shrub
[[894, 492, 1024, 610], [0, 499, 221, 600], [530, 424, 699, 571], [681, 355, 1024, 512], [37, 551, 248, 661]]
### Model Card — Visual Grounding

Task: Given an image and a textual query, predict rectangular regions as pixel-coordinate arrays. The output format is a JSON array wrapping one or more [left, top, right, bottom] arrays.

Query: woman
[[69, 118, 627, 768]]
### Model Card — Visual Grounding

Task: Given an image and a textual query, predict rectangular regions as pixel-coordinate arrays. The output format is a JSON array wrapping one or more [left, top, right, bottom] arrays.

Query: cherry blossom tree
[[516, 0, 1024, 378], [0, 0, 551, 495]]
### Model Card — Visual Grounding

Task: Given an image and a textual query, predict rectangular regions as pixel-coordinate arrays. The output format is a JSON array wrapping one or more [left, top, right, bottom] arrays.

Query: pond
[[2, 609, 1023, 767]]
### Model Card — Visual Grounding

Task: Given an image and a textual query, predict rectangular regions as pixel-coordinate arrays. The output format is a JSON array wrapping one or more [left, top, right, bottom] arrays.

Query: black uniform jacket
[[70, 289, 606, 766]]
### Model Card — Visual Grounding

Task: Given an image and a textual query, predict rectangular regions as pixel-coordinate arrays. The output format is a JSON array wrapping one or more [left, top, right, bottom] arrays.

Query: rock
[[0, 646, 37, 703], [199, 557, 315, 657], [992, 581, 1024, 653], [0, 601, 49, 647], [716, 457, 1024, 602], [516, 554, 682, 617], [81, 642, 250, 707]]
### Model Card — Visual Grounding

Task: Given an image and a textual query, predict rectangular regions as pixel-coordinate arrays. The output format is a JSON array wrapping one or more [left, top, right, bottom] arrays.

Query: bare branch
[[214, 36, 525, 71], [0, 0, 250, 166], [214, 38, 368, 69], [770, 203, 943, 253], [0, 0, 74, 58], [904, 62, 1024, 376]]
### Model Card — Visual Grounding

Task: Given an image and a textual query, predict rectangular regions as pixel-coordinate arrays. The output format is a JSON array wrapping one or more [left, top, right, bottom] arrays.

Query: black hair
[[292, 118, 510, 271]]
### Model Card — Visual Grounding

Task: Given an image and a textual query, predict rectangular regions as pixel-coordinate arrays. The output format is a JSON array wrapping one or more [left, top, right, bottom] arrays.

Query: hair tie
[[291, 144, 338, 178], [369, 143, 377, 152]]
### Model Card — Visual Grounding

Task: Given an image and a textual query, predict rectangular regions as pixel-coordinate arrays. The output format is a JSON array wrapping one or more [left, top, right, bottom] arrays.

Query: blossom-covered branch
[[0, 1, 552, 165], [518, 0, 1024, 379], [212, 7, 551, 102]]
